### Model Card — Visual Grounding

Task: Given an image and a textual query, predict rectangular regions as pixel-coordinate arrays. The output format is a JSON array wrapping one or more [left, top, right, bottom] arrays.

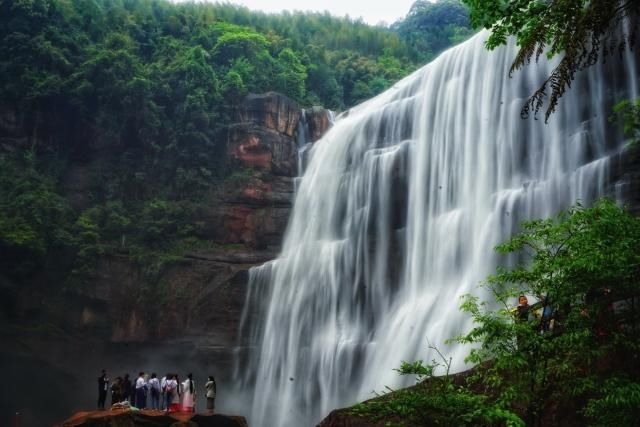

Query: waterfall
[[235, 31, 639, 427]]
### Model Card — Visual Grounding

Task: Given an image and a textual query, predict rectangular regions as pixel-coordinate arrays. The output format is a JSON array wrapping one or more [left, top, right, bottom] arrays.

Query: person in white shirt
[[205, 376, 216, 414], [160, 374, 168, 410], [181, 373, 196, 413], [165, 374, 179, 413], [135, 372, 147, 409]]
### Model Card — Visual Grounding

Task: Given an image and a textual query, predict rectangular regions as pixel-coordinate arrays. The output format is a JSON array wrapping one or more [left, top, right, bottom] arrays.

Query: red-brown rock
[[305, 106, 333, 142], [227, 123, 297, 176]]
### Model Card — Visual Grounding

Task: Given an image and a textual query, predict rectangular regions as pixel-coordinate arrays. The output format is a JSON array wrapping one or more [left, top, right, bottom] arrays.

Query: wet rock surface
[[305, 106, 333, 142]]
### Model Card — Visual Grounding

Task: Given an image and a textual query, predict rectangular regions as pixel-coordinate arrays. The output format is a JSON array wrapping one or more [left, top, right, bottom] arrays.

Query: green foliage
[[583, 378, 640, 426], [225, 167, 255, 186], [612, 99, 640, 146], [392, 0, 474, 63], [68, 196, 209, 284], [274, 48, 307, 101], [222, 69, 247, 101], [0, 152, 73, 258], [462, 0, 640, 121], [351, 384, 523, 427], [453, 199, 640, 425], [351, 343, 523, 426]]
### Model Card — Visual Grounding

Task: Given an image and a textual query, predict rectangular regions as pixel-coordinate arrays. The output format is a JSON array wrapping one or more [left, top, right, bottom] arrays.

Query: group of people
[[98, 370, 217, 414]]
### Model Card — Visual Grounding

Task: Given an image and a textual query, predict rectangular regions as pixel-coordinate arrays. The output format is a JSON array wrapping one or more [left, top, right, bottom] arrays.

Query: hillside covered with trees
[[0, 0, 473, 298]]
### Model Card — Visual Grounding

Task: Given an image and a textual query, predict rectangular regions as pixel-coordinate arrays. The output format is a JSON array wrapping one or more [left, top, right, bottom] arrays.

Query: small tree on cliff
[[454, 198, 640, 425]]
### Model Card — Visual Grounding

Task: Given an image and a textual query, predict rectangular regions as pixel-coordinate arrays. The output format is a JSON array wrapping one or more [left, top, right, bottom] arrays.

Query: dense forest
[[0, 0, 473, 287]]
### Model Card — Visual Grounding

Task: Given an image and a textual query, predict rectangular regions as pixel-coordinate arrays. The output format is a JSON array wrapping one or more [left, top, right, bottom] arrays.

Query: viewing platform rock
[[56, 409, 248, 427]]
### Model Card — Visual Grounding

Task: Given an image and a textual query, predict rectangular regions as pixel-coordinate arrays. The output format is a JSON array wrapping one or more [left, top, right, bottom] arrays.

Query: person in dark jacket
[[111, 376, 122, 405], [516, 295, 531, 321], [121, 374, 132, 403], [97, 370, 109, 410]]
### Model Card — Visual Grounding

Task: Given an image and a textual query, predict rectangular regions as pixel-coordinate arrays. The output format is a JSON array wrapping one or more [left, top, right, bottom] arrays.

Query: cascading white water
[[235, 31, 639, 427]]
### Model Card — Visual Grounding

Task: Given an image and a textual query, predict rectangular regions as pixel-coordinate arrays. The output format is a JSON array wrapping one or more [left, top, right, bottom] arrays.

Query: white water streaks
[[235, 31, 639, 427]]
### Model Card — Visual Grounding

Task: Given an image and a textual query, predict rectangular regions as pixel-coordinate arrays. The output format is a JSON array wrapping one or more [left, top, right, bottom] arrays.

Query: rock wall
[[84, 92, 334, 346], [0, 92, 333, 427]]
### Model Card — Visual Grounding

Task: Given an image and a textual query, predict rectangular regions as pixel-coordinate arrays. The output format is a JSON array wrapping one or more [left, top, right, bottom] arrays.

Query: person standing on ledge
[[135, 372, 147, 409], [182, 373, 196, 412], [121, 374, 131, 403], [148, 373, 161, 410], [97, 370, 109, 410], [205, 376, 216, 414], [169, 374, 181, 412], [160, 373, 168, 410], [111, 376, 122, 406]]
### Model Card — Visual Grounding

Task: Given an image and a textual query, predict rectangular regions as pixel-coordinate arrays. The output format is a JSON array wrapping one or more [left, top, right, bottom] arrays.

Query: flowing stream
[[234, 31, 639, 427]]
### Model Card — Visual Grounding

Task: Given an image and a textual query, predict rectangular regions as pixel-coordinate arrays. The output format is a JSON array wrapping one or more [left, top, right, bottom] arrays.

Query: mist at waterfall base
[[230, 30, 640, 427]]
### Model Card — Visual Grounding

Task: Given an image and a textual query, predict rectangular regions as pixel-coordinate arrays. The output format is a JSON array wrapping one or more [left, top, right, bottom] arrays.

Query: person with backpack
[[148, 373, 161, 410], [205, 376, 216, 414], [165, 374, 180, 413]]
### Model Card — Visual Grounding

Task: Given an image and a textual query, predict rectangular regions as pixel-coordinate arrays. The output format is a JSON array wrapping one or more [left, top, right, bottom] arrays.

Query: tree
[[274, 48, 307, 101], [70, 32, 153, 147], [222, 70, 247, 102], [392, 0, 474, 62], [612, 99, 640, 146], [0, 151, 73, 274], [462, 0, 640, 121], [455, 199, 640, 425]]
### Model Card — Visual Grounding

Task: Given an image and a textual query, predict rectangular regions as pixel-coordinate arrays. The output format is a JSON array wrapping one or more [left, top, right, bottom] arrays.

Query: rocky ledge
[[57, 410, 248, 427]]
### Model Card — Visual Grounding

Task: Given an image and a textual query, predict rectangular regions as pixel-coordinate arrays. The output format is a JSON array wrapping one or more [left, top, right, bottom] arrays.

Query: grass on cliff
[[349, 348, 522, 427]]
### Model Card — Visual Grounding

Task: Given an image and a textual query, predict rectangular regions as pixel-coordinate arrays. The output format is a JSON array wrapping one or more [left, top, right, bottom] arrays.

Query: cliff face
[[0, 93, 332, 427], [76, 92, 333, 347]]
